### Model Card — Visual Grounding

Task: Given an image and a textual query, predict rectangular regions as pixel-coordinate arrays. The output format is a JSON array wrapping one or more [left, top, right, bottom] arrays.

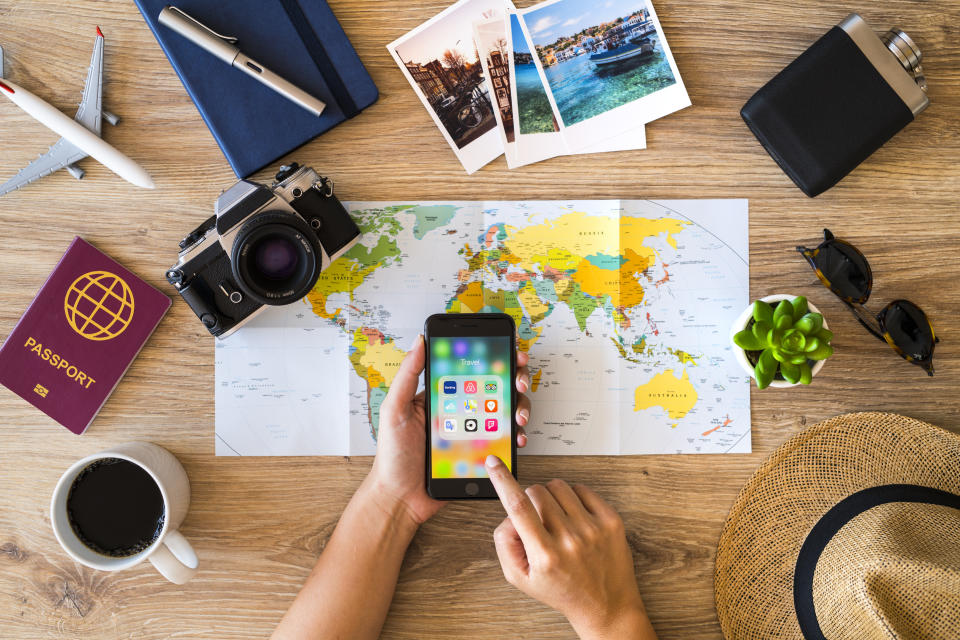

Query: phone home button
[[465, 482, 479, 496]]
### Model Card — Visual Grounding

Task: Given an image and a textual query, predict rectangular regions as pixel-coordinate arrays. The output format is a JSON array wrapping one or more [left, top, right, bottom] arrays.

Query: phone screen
[[428, 335, 513, 479]]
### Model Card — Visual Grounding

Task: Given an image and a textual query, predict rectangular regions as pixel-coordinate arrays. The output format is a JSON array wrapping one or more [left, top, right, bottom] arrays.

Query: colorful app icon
[[484, 418, 498, 432], [463, 399, 478, 413], [443, 380, 457, 394], [443, 399, 458, 413], [463, 380, 478, 394], [484, 381, 498, 393], [464, 418, 478, 432], [443, 418, 457, 433], [484, 399, 498, 413]]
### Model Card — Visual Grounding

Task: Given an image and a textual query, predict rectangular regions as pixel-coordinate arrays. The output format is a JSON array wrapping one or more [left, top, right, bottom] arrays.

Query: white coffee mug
[[50, 441, 198, 584]]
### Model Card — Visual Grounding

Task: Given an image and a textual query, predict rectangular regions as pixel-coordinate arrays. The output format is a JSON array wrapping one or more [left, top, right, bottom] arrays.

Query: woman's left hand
[[368, 335, 532, 525]]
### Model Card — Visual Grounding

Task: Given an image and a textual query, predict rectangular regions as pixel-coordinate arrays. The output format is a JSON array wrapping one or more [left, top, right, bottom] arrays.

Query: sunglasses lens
[[880, 300, 935, 361], [813, 242, 871, 302]]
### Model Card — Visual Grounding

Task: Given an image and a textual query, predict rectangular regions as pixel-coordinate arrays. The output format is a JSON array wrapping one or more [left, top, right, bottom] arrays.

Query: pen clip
[[165, 6, 238, 44]]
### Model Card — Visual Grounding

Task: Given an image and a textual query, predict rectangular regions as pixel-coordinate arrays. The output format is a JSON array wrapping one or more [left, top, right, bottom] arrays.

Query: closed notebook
[[133, 0, 378, 178], [0, 238, 170, 434]]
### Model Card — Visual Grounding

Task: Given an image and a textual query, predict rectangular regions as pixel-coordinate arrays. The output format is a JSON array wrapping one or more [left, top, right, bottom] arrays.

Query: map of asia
[[215, 200, 750, 456]]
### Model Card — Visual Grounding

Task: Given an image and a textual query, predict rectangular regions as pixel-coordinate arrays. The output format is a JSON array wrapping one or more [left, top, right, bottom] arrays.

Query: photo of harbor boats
[[524, 0, 677, 126], [511, 13, 559, 135]]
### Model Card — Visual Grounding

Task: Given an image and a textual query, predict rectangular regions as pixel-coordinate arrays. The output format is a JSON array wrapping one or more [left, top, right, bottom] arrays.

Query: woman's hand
[[368, 335, 532, 527], [485, 456, 657, 640]]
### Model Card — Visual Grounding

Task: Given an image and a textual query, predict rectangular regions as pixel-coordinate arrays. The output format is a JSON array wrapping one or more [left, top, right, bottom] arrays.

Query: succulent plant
[[733, 296, 833, 389]]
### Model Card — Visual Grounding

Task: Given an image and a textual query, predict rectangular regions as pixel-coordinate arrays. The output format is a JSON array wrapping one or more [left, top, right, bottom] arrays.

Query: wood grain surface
[[0, 1, 958, 638]]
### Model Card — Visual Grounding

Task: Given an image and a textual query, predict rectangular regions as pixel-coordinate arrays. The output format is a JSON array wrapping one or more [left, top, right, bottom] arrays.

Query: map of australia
[[216, 200, 750, 456]]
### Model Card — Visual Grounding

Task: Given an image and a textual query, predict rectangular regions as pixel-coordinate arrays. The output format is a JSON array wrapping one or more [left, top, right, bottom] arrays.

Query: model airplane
[[0, 28, 154, 196]]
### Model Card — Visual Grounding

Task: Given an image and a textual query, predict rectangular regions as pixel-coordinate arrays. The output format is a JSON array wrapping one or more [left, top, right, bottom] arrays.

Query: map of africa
[[215, 200, 750, 456]]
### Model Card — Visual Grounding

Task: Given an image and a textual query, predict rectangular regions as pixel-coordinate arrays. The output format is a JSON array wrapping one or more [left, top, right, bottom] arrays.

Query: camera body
[[166, 164, 360, 338], [741, 14, 929, 197]]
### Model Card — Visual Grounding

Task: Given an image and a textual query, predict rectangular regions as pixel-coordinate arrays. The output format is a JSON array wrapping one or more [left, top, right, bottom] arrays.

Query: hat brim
[[714, 412, 960, 639]]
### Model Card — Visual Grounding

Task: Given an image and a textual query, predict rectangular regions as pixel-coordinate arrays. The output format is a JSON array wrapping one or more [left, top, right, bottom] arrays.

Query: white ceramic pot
[[730, 294, 829, 389]]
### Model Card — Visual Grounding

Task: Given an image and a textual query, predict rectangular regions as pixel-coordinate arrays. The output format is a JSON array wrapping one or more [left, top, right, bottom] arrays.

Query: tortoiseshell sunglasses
[[797, 229, 938, 375]]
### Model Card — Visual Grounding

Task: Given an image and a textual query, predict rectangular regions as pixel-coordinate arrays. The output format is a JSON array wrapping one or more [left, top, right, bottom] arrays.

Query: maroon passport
[[0, 238, 170, 434]]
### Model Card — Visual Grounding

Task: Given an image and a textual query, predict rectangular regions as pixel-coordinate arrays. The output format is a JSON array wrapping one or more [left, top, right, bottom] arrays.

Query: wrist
[[569, 595, 656, 640], [360, 474, 422, 538]]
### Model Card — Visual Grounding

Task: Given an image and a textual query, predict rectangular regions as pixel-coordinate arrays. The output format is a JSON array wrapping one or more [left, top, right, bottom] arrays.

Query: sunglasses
[[797, 229, 938, 376]]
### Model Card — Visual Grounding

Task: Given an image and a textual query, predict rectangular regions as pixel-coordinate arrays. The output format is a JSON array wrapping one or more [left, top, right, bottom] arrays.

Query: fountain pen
[[158, 5, 327, 117]]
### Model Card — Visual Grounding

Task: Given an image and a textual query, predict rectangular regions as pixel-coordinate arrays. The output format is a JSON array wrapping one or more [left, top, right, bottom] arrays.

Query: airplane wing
[[73, 28, 104, 135], [0, 138, 87, 196], [0, 29, 104, 196]]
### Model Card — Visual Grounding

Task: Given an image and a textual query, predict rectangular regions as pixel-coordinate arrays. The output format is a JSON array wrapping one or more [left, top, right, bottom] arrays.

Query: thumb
[[493, 516, 529, 586], [381, 334, 425, 415]]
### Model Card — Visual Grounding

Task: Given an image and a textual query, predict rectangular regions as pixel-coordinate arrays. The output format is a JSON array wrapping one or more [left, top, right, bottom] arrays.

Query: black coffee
[[66, 458, 165, 558]]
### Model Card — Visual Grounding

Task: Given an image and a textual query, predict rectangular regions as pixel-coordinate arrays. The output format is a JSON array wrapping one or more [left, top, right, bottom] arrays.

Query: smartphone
[[424, 313, 517, 499]]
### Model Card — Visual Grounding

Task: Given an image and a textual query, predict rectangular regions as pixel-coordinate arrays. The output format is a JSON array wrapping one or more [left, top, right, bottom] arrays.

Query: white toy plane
[[0, 28, 154, 196]]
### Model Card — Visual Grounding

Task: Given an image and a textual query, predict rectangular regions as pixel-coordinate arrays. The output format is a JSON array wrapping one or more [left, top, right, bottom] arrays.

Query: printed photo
[[509, 10, 645, 166], [510, 13, 558, 135], [475, 19, 515, 143], [521, 0, 688, 132], [475, 17, 520, 168], [389, 0, 511, 173]]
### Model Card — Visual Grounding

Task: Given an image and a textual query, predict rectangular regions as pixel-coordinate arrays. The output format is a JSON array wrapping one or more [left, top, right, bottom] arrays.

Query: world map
[[215, 200, 750, 456]]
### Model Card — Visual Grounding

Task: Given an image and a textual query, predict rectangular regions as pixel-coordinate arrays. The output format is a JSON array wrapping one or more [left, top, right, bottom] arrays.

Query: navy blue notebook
[[133, 0, 378, 178]]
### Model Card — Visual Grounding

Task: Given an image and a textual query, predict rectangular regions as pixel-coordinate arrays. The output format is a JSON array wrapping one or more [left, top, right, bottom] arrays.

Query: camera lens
[[231, 211, 324, 306], [254, 236, 299, 280]]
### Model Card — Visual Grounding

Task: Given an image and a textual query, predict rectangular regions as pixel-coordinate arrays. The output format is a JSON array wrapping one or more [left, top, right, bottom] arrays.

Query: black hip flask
[[741, 14, 929, 197]]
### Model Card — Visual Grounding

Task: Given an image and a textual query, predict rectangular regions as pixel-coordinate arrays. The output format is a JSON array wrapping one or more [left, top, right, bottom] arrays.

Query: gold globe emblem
[[64, 271, 135, 341]]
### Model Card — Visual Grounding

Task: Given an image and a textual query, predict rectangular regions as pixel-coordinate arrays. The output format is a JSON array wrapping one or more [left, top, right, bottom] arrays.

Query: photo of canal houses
[[389, 0, 511, 173], [476, 20, 515, 143], [510, 13, 559, 135], [523, 0, 684, 128]]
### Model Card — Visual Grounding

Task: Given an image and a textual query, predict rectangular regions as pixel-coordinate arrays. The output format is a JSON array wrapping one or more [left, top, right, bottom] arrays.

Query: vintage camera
[[741, 14, 929, 197], [166, 164, 360, 338]]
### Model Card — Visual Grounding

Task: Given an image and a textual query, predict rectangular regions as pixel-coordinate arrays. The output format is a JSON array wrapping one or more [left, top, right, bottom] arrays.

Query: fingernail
[[518, 378, 528, 392], [518, 409, 529, 424], [485, 455, 501, 468], [408, 334, 422, 350]]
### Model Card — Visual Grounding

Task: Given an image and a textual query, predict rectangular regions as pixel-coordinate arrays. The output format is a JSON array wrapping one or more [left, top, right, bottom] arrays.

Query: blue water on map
[[542, 38, 676, 127]]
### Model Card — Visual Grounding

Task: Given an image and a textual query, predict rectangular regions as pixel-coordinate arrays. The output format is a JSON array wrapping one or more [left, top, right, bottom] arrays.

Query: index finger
[[485, 455, 548, 545]]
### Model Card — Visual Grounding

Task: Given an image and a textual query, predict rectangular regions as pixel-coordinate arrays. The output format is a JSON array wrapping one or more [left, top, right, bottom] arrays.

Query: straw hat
[[715, 412, 960, 639]]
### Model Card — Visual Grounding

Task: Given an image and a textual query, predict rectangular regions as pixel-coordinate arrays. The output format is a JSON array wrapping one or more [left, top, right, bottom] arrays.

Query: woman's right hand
[[485, 455, 657, 640]]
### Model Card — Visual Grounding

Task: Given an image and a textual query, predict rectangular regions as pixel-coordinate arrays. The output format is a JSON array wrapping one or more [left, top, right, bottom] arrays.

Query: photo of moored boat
[[588, 37, 655, 67], [588, 18, 657, 67], [524, 0, 679, 127]]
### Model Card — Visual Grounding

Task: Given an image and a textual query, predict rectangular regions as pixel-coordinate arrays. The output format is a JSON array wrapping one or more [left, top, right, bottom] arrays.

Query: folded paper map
[[216, 200, 749, 456]]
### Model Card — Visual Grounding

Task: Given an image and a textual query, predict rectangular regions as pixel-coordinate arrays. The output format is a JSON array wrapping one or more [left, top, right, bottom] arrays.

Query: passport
[[0, 238, 170, 434], [133, 0, 379, 178]]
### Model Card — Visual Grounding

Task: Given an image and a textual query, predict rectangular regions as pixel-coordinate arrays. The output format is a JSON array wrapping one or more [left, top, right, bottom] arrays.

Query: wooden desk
[[0, 1, 957, 637]]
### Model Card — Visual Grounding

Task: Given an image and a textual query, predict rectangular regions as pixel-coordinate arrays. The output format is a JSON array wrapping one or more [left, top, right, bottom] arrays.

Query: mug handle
[[149, 530, 198, 584]]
